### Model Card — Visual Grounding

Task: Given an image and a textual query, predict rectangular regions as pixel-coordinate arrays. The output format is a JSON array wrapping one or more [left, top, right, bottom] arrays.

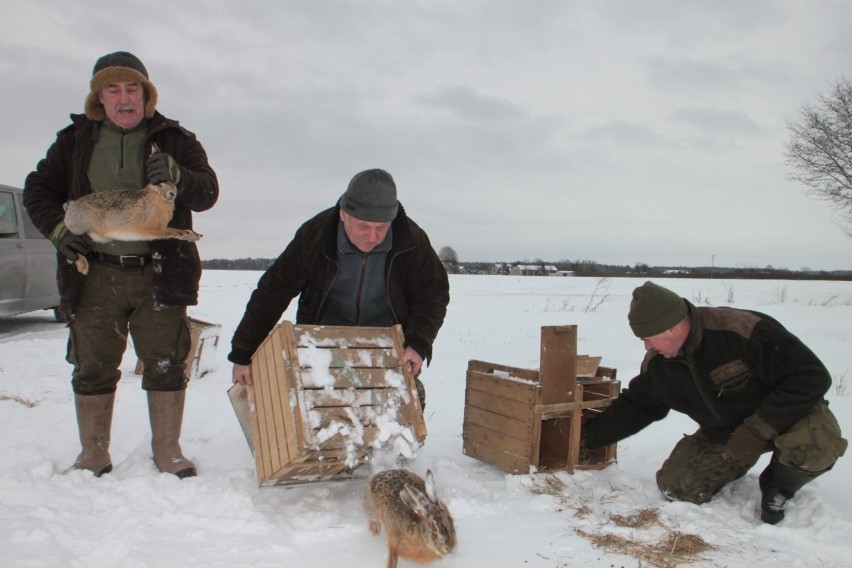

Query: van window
[[21, 204, 45, 240], [0, 191, 19, 237]]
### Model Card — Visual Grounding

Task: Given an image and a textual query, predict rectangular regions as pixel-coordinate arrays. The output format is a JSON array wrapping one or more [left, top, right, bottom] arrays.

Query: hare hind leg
[[144, 228, 203, 242], [74, 256, 90, 275], [387, 548, 399, 568]]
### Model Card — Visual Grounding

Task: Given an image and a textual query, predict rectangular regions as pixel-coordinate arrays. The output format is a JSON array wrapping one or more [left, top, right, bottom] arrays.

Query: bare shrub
[[544, 297, 573, 312], [691, 290, 712, 305], [771, 285, 788, 304], [585, 277, 612, 312], [835, 371, 850, 396]]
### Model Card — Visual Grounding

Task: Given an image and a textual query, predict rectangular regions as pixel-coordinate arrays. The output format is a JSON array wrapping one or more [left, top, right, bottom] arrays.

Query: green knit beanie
[[628, 281, 688, 338]]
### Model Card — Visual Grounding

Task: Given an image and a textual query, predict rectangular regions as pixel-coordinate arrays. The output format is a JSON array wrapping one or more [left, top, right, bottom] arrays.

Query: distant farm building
[[510, 264, 559, 276]]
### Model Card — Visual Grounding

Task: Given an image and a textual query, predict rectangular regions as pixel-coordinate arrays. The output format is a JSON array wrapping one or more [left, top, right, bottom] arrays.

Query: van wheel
[[53, 308, 69, 323]]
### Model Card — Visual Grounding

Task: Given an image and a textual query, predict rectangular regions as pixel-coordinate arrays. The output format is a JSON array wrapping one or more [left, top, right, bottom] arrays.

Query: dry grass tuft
[[610, 507, 662, 529], [527, 473, 718, 566], [576, 524, 716, 568], [528, 473, 568, 496], [0, 394, 39, 407]]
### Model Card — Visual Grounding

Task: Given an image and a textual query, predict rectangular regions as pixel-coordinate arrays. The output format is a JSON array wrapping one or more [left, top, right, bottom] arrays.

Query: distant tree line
[[202, 257, 276, 271], [201, 257, 851, 280]]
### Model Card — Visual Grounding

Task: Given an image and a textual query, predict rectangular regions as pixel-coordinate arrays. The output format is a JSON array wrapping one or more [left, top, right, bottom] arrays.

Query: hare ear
[[400, 485, 430, 519], [424, 470, 438, 502]]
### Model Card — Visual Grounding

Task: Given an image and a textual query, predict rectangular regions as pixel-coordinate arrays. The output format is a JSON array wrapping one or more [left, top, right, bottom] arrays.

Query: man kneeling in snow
[[582, 281, 847, 524]]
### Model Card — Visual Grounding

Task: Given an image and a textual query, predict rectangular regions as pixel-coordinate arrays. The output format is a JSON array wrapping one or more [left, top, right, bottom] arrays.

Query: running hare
[[64, 182, 201, 274], [364, 469, 456, 568]]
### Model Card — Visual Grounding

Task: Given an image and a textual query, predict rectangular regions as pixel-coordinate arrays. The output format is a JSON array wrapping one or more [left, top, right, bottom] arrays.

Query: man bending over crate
[[228, 169, 450, 408], [582, 281, 846, 525]]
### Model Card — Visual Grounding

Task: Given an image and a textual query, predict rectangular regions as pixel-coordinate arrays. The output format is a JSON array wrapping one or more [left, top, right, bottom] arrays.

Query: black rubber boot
[[758, 460, 821, 524]]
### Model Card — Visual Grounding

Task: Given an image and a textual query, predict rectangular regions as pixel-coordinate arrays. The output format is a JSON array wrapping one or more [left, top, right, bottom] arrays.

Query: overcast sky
[[3, 0, 852, 270]]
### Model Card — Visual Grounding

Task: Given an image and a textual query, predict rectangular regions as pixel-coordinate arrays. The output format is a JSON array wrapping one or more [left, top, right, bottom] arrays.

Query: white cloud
[[2, 0, 851, 270]]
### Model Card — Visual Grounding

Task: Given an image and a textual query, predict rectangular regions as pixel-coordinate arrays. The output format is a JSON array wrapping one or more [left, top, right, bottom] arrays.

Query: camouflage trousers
[[67, 261, 191, 394], [656, 402, 847, 504]]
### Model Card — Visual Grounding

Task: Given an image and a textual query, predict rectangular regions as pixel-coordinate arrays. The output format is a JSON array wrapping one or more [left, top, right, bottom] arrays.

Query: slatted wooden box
[[135, 317, 221, 380], [228, 322, 427, 486], [463, 325, 619, 475]]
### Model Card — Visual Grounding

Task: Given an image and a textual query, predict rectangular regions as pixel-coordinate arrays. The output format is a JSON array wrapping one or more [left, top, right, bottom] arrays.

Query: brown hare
[[64, 181, 201, 274], [364, 469, 456, 568]]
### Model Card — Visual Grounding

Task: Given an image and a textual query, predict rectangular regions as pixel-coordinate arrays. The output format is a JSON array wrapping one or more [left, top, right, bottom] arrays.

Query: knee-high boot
[[147, 389, 196, 479], [72, 392, 115, 477], [759, 459, 823, 524]]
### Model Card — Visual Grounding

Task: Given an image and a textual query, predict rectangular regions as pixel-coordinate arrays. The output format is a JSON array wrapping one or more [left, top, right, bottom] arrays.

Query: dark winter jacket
[[228, 203, 450, 365], [583, 301, 832, 448], [23, 112, 218, 315]]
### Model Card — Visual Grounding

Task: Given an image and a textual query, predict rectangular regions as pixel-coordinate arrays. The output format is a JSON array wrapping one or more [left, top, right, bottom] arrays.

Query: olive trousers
[[656, 402, 847, 504], [67, 261, 191, 394]]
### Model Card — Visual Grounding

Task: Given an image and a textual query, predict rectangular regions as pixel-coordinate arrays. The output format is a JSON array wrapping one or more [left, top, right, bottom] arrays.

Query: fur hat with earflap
[[84, 51, 158, 121]]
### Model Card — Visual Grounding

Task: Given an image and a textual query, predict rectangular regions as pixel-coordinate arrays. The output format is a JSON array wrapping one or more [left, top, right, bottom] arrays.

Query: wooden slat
[[271, 325, 300, 460], [308, 406, 386, 429], [391, 324, 427, 442], [463, 438, 531, 474], [463, 406, 533, 443], [293, 325, 395, 348], [465, 370, 538, 404], [465, 388, 535, 423], [312, 426, 382, 450], [227, 383, 253, 451], [536, 398, 615, 418], [282, 322, 310, 451], [596, 366, 618, 381], [297, 347, 399, 369], [298, 367, 402, 389], [467, 359, 540, 382], [251, 336, 277, 478], [256, 325, 294, 477], [576, 355, 602, 378], [566, 384, 584, 473], [303, 387, 401, 408], [463, 421, 532, 459], [540, 326, 577, 405]]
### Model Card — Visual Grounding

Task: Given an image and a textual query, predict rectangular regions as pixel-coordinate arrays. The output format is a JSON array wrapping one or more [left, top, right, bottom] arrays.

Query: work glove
[[51, 222, 94, 261], [724, 424, 768, 468], [146, 151, 182, 186]]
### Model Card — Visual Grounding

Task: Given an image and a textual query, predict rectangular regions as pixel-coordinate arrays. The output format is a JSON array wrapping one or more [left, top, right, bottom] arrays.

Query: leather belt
[[93, 252, 152, 268]]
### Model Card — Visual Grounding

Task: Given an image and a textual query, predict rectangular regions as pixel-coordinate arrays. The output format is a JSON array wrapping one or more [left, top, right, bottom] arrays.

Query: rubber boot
[[147, 390, 197, 479], [72, 393, 115, 477], [759, 460, 822, 524]]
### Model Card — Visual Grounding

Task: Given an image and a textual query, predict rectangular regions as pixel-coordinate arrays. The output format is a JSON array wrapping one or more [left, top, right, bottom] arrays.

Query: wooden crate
[[135, 317, 221, 380], [228, 322, 427, 486], [463, 325, 619, 474]]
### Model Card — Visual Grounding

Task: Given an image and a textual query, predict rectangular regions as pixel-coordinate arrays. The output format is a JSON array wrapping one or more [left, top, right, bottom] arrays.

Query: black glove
[[146, 151, 182, 186], [51, 223, 94, 261], [724, 424, 768, 468]]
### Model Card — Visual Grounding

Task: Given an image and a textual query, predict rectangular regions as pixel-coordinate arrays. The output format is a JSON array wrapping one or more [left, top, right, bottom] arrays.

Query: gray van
[[0, 183, 64, 321]]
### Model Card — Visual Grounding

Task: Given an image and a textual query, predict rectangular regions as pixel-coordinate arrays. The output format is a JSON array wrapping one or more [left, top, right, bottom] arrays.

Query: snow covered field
[[2, 272, 851, 567]]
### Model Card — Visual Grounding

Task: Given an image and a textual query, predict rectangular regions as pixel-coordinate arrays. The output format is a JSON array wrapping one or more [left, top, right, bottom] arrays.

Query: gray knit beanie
[[84, 51, 158, 121], [628, 281, 688, 338], [339, 169, 398, 222]]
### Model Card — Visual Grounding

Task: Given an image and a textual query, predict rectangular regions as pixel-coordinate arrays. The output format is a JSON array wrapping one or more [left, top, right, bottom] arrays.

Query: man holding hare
[[24, 51, 219, 479]]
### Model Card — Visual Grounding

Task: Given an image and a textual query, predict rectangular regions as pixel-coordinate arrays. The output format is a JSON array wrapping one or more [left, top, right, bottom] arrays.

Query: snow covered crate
[[463, 325, 619, 474], [228, 322, 427, 486], [135, 317, 221, 380]]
